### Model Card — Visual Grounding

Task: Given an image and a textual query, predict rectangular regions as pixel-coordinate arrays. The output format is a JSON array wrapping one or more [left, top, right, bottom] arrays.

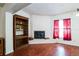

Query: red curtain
[[63, 18, 71, 40], [53, 20, 59, 39]]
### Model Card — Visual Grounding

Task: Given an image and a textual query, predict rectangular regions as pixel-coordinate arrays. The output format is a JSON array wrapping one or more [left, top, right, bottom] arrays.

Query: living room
[[0, 3, 79, 56]]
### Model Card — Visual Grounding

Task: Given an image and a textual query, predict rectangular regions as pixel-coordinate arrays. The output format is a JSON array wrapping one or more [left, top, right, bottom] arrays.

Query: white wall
[[31, 15, 51, 38], [29, 15, 56, 44], [0, 7, 5, 37]]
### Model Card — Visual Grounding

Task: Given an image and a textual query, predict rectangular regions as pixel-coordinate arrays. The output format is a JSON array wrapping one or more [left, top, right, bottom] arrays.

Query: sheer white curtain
[[59, 20, 63, 39]]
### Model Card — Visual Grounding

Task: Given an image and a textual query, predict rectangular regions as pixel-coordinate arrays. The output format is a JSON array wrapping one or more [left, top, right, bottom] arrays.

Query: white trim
[[29, 39, 56, 44], [5, 50, 14, 55]]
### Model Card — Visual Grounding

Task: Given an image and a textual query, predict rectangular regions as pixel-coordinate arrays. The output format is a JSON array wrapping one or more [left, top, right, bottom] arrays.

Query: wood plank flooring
[[7, 43, 79, 56]]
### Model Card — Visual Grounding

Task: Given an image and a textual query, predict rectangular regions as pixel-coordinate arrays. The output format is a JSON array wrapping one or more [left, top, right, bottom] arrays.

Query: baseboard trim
[[5, 50, 14, 55], [29, 39, 56, 44], [56, 42, 79, 47]]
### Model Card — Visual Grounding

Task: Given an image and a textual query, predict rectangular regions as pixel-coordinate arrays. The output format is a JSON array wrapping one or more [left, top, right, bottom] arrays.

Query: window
[[53, 18, 71, 40], [59, 20, 63, 39]]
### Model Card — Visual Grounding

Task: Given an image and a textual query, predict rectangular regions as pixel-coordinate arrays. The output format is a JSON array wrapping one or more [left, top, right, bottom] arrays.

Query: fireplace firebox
[[34, 31, 45, 39]]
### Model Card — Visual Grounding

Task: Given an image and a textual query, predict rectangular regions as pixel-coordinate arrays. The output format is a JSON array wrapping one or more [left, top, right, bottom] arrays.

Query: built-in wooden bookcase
[[13, 15, 28, 50]]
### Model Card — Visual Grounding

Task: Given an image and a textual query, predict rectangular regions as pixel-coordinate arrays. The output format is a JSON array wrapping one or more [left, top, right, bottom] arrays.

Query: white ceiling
[[23, 3, 79, 16]]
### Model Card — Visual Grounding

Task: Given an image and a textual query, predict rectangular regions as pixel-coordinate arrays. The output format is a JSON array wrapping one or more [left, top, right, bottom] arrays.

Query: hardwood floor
[[7, 43, 79, 56]]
